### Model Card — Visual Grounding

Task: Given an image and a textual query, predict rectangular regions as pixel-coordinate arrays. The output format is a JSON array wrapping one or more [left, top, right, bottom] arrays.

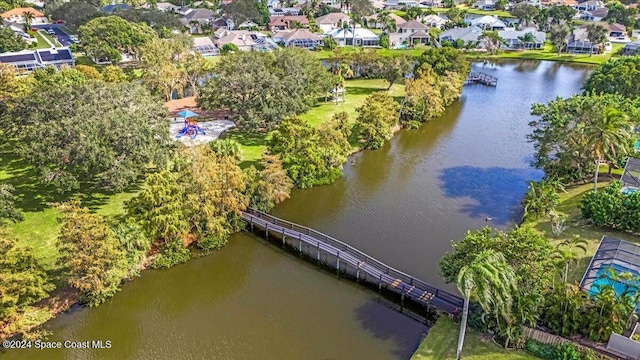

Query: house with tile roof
[[439, 26, 484, 48], [272, 29, 323, 48], [213, 30, 279, 51], [315, 13, 351, 33], [364, 13, 405, 29], [180, 8, 215, 33], [498, 29, 546, 49], [268, 15, 309, 31], [388, 20, 430, 47], [1, 7, 47, 24], [420, 14, 447, 29]]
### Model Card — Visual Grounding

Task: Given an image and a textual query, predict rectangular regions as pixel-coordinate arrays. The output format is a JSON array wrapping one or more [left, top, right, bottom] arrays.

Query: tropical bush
[[580, 181, 640, 232], [522, 179, 560, 221]]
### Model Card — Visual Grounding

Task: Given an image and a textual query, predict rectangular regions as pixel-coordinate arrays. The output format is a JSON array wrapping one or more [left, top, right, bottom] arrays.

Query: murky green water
[[2, 60, 591, 360]]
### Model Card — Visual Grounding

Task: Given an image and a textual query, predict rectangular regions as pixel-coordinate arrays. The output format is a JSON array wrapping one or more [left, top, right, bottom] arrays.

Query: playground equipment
[[176, 109, 206, 139]]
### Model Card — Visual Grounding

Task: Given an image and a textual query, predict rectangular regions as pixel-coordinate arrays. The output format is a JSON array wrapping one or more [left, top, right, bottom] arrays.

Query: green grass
[[33, 31, 53, 49], [0, 142, 135, 270], [524, 180, 640, 283], [302, 79, 405, 127], [411, 316, 538, 360], [38, 30, 60, 47], [225, 79, 406, 165], [470, 43, 625, 65], [314, 46, 426, 60]]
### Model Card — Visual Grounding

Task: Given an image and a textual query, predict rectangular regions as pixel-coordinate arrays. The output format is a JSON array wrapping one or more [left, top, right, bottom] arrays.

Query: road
[[31, 24, 74, 47]]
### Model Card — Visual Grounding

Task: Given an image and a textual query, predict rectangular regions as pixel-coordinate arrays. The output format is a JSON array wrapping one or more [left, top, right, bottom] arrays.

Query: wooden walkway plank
[[241, 210, 464, 314]]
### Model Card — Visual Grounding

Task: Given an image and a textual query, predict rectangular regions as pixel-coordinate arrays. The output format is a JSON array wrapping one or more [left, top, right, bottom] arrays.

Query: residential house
[[268, 15, 309, 31], [316, 13, 351, 33], [439, 26, 484, 47], [384, 0, 420, 8], [575, 0, 604, 11], [0, 47, 75, 73], [325, 27, 379, 46], [473, 0, 496, 11], [152, 2, 180, 12], [623, 40, 640, 55], [22, 0, 44, 7], [566, 27, 600, 53], [211, 17, 233, 30], [213, 30, 279, 51], [498, 29, 546, 49], [364, 13, 406, 29], [101, 4, 131, 13], [608, 23, 626, 37], [1, 7, 47, 24], [238, 20, 259, 29], [420, 14, 447, 29], [581, 7, 608, 21], [269, 8, 302, 16], [468, 15, 507, 30], [193, 36, 220, 57], [420, 0, 442, 7], [180, 8, 215, 34], [272, 29, 323, 49], [389, 20, 430, 46]]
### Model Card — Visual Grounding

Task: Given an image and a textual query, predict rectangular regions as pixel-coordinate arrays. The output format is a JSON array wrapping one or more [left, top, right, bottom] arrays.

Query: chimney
[[241, 33, 246, 41]]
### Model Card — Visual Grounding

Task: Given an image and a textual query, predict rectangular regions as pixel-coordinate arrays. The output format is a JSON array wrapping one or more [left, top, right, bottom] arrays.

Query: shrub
[[525, 339, 556, 360], [580, 181, 640, 232]]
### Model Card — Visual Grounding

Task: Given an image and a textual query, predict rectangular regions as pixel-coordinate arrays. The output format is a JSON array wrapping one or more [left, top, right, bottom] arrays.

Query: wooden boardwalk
[[465, 72, 498, 86], [241, 209, 464, 315]]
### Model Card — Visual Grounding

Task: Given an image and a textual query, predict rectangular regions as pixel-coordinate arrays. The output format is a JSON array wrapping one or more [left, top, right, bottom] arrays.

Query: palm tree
[[517, 32, 536, 50], [552, 235, 587, 283], [22, 11, 35, 32], [376, 10, 396, 49], [580, 107, 631, 191], [341, 21, 350, 47], [455, 250, 516, 360]]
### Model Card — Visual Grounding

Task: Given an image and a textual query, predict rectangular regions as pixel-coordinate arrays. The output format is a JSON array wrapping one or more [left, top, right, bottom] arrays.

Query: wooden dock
[[465, 72, 498, 86], [241, 209, 464, 315]]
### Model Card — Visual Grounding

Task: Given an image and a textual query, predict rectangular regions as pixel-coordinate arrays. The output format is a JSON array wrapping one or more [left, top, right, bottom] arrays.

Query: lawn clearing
[[411, 316, 538, 360], [225, 78, 406, 164], [524, 180, 640, 283], [0, 142, 137, 270], [470, 43, 624, 65]]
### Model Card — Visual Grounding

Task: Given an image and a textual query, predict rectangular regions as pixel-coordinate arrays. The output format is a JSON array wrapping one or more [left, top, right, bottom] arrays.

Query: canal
[[2, 60, 591, 360]]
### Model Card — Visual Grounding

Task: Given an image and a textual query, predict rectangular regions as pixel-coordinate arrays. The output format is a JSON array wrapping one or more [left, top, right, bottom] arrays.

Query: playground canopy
[[177, 109, 200, 119], [580, 236, 640, 300]]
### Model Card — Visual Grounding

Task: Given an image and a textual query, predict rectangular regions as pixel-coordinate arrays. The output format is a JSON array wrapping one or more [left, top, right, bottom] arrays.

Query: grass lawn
[[226, 78, 406, 164], [524, 179, 640, 283], [470, 43, 624, 65], [314, 46, 426, 60], [33, 31, 53, 49], [0, 142, 134, 270], [411, 316, 538, 360]]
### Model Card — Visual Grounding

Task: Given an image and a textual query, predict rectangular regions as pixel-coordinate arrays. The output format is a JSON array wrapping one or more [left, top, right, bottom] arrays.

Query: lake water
[[1, 60, 591, 360]]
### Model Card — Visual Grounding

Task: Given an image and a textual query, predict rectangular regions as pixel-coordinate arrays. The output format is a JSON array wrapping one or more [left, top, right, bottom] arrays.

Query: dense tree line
[[198, 48, 334, 131], [443, 226, 637, 350], [529, 93, 638, 183], [0, 26, 26, 53], [2, 70, 172, 192]]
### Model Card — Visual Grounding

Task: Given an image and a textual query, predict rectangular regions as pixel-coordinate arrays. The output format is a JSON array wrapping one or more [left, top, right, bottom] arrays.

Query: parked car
[[55, 19, 66, 24], [46, 29, 55, 35]]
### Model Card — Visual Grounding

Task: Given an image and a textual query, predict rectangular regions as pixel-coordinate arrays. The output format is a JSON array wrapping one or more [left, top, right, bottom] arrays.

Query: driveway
[[31, 24, 73, 47]]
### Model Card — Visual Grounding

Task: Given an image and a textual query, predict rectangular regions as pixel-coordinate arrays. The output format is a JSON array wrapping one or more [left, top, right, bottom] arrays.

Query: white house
[[581, 8, 608, 21], [472, 0, 496, 11], [213, 30, 279, 51], [439, 26, 484, 47], [272, 29, 323, 49], [498, 29, 546, 49], [153, 2, 180, 12], [316, 13, 351, 33], [193, 36, 220, 57], [420, 14, 447, 28], [1, 7, 47, 24], [325, 27, 379, 46], [468, 15, 507, 30], [389, 20, 430, 46], [0, 48, 75, 73], [575, 0, 604, 11]]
